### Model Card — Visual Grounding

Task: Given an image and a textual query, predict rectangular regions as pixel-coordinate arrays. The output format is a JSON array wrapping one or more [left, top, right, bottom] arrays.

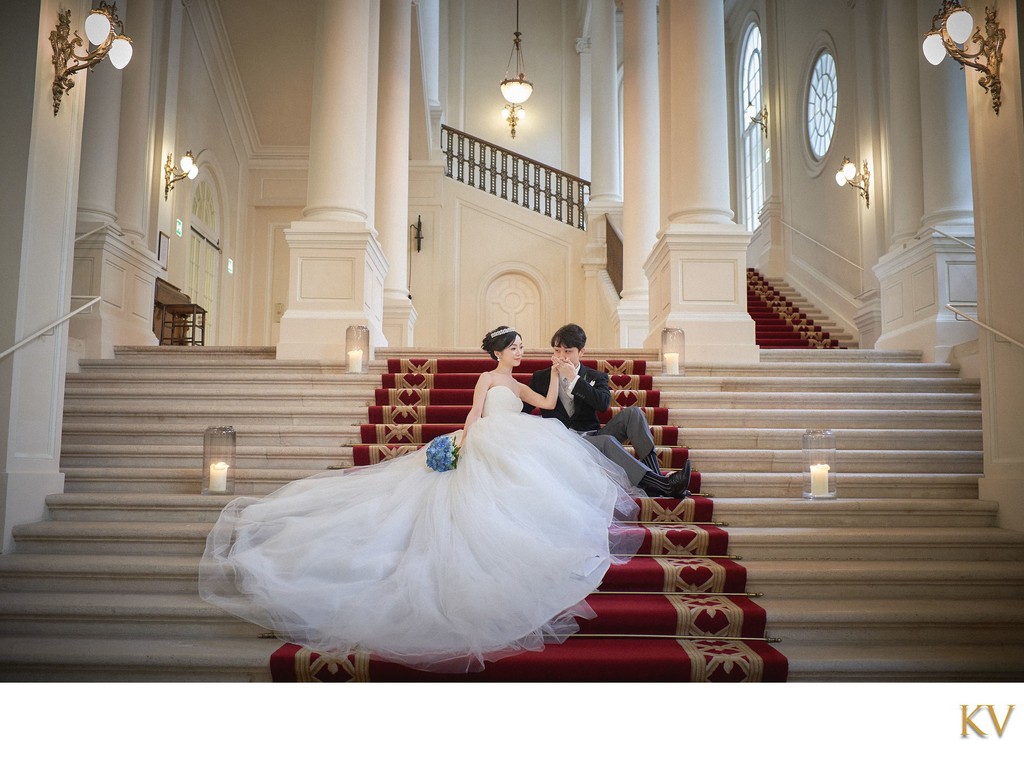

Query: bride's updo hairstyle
[[481, 325, 519, 360]]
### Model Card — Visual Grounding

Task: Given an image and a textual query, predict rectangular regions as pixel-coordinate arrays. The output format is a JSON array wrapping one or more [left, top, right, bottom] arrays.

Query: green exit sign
[[175, 219, 183, 237]]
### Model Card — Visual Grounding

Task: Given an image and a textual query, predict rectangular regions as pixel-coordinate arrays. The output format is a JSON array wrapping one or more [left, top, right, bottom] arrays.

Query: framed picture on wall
[[157, 231, 169, 269]]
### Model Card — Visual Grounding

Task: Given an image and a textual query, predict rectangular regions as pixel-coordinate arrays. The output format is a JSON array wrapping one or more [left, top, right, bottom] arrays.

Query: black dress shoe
[[667, 460, 692, 498]]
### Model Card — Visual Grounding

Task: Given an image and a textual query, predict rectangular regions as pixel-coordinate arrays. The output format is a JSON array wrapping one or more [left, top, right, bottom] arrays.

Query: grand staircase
[[1, 344, 1022, 681]]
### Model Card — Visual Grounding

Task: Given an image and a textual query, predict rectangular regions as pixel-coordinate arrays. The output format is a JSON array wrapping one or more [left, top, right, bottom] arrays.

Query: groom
[[523, 323, 691, 499]]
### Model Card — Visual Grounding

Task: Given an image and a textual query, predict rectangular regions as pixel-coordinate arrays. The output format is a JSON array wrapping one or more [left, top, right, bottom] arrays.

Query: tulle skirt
[[199, 411, 642, 673]]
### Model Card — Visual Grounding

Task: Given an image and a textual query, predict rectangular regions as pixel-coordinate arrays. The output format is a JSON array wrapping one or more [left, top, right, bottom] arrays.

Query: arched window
[[806, 49, 838, 160], [187, 180, 222, 334], [739, 23, 764, 232]]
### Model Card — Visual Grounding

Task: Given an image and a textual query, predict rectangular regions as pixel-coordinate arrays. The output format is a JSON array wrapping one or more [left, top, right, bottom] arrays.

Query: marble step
[[60, 405, 981, 430], [59, 423, 983, 452], [57, 445, 983, 475], [13, 519, 1021, 560], [0, 553, 201, 593], [3, 636, 1020, 682], [0, 591, 263, 638], [0, 635, 277, 682], [65, 373, 979, 395], [40, 494, 997, 528], [741, 559, 1024, 599], [724, 526, 1024, 561], [4, 551, 1019, 600], [758, 598, 1024, 645], [779, 642, 1024, 681], [55, 467, 981, 498]]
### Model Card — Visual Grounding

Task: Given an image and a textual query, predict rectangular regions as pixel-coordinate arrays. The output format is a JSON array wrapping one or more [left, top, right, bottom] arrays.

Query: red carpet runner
[[271, 357, 788, 682], [747, 268, 842, 348]]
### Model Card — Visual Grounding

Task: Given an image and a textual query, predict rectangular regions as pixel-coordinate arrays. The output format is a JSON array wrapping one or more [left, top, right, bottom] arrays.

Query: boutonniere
[[589, 379, 596, 386]]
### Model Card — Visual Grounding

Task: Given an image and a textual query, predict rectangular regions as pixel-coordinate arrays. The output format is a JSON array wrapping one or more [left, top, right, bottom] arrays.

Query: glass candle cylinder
[[802, 429, 836, 499], [346, 325, 370, 373], [661, 328, 684, 376], [202, 426, 236, 495]]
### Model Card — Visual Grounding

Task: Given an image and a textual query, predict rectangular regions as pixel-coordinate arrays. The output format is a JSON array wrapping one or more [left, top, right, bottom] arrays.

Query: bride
[[199, 326, 643, 673]]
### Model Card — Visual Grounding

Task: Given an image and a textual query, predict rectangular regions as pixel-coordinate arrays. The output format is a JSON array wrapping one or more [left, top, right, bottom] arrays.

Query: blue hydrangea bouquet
[[425, 435, 460, 473]]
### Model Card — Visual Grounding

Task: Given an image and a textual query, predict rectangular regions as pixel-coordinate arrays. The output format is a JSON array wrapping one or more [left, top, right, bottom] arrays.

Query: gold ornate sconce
[[835, 157, 870, 208], [501, 103, 525, 139], [50, 2, 133, 116], [922, 1, 1005, 114], [746, 100, 768, 139], [164, 150, 200, 199]]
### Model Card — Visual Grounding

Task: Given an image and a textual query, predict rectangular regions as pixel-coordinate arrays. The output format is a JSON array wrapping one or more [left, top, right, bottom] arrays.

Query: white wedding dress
[[199, 385, 642, 673]]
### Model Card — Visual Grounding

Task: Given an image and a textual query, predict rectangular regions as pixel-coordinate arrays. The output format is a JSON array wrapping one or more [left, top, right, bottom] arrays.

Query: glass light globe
[[835, 169, 847, 187], [84, 10, 112, 46], [501, 106, 511, 120], [187, 164, 199, 180], [922, 32, 947, 65], [179, 153, 194, 174], [843, 160, 858, 181], [746, 102, 757, 121], [108, 36, 133, 69], [500, 78, 533, 105], [945, 8, 974, 45], [517, 107, 524, 121]]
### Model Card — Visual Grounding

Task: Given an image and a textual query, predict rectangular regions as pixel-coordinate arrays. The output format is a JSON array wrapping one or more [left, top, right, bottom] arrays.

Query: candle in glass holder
[[664, 352, 680, 375], [209, 461, 229, 492], [809, 463, 830, 497], [347, 349, 363, 373]]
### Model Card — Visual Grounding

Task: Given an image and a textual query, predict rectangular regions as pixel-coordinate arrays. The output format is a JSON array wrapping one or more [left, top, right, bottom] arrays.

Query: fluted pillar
[[644, 0, 756, 364], [615, 0, 659, 347], [277, 0, 387, 361], [874, 0, 977, 362], [377, 0, 417, 346]]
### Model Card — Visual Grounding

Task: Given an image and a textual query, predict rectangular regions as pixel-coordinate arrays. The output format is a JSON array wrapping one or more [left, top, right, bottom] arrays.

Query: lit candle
[[209, 461, 229, 492], [810, 463, 830, 497], [348, 348, 363, 373], [664, 352, 680, 375]]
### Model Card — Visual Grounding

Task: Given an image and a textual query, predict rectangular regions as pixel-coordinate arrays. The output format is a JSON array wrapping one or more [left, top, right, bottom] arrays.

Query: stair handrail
[[441, 124, 590, 230], [945, 304, 1024, 350], [74, 222, 122, 244], [778, 219, 864, 271], [923, 225, 976, 250], [0, 296, 101, 361]]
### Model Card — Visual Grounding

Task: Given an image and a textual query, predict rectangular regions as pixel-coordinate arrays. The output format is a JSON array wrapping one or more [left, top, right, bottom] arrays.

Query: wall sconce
[[745, 100, 768, 139], [835, 157, 870, 208], [501, 103, 525, 139], [50, 2, 133, 116], [164, 150, 200, 199], [410, 215, 423, 252], [922, 0, 1005, 114]]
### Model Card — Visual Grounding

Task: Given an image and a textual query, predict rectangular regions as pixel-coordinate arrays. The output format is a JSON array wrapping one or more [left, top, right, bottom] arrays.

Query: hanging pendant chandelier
[[500, 0, 533, 105]]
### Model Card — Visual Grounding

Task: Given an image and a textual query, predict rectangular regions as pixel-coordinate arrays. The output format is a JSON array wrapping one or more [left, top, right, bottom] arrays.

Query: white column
[[588, 0, 621, 206], [644, 0, 756, 364], [616, 0, 658, 347], [964, 1, 1024, 531], [1, 0, 88, 550], [377, 0, 417, 346], [874, 0, 977, 362], [277, 0, 387, 361], [77, 62, 123, 229], [114, 0, 155, 251]]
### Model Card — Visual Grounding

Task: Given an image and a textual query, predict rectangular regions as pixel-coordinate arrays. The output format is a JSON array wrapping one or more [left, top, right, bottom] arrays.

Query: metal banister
[[0, 296, 101, 361], [945, 303, 1024, 350]]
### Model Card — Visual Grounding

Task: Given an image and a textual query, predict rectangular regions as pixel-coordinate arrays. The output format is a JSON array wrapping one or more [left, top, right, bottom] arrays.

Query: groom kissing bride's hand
[[523, 322, 691, 499]]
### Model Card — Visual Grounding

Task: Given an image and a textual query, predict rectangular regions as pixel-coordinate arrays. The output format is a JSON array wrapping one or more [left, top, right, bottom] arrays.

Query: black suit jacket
[[524, 365, 611, 433]]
